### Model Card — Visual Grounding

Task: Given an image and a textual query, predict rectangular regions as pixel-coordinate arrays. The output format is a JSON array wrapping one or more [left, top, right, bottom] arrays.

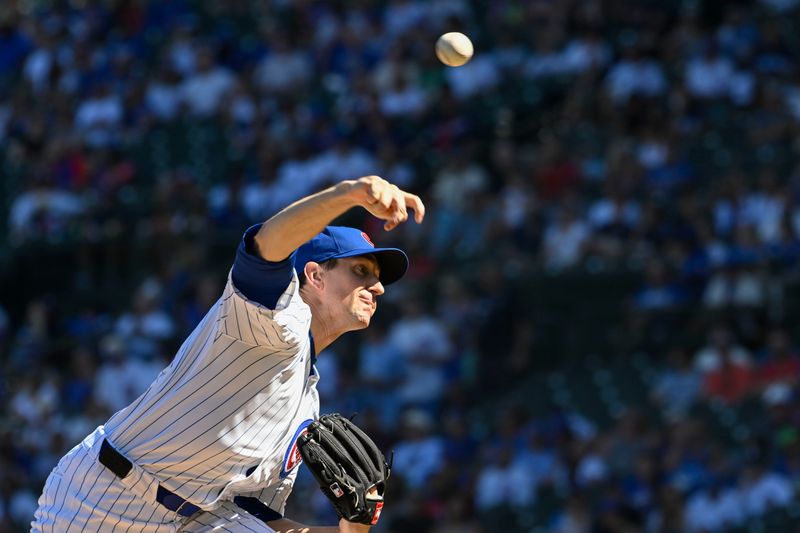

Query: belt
[[98, 439, 202, 517]]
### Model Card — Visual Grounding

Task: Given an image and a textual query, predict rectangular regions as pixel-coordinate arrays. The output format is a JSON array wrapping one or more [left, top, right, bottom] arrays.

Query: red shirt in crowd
[[704, 362, 756, 404]]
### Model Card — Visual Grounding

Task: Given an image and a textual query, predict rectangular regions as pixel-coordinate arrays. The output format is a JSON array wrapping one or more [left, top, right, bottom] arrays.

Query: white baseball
[[435, 32, 474, 67]]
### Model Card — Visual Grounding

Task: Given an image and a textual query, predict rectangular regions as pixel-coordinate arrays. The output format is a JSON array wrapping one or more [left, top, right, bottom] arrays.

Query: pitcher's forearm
[[254, 181, 361, 262], [253, 175, 424, 262]]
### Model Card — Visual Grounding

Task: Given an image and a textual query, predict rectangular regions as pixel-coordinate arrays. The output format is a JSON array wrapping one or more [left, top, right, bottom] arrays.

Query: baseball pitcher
[[32, 175, 424, 532]]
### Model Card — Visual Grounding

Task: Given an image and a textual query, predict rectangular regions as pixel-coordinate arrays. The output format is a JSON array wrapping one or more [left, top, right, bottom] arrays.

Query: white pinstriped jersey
[[103, 269, 320, 514]]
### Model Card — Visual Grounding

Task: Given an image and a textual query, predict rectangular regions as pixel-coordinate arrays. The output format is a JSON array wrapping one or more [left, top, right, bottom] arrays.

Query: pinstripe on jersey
[[100, 270, 320, 513]]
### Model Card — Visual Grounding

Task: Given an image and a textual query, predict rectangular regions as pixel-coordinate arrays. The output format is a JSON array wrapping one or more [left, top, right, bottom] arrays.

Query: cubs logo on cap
[[294, 226, 409, 285]]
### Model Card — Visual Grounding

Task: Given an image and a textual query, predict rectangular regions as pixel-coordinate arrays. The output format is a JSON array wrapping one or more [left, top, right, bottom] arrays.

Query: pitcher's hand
[[345, 176, 425, 231]]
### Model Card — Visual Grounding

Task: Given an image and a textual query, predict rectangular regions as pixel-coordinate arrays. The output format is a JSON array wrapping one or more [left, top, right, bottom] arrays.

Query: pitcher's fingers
[[392, 209, 408, 226], [390, 193, 408, 220], [369, 204, 393, 220], [378, 188, 394, 209], [403, 192, 425, 223], [367, 180, 382, 203]]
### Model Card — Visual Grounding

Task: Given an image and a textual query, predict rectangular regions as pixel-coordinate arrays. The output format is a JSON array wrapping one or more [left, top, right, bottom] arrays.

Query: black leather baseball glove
[[297, 413, 390, 526]]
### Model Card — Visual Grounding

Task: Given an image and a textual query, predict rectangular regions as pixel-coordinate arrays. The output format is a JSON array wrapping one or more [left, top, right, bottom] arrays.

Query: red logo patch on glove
[[371, 502, 384, 525]]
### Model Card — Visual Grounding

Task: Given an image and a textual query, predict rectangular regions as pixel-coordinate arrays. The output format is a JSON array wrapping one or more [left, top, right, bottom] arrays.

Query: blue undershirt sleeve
[[233, 495, 283, 523], [231, 224, 297, 309]]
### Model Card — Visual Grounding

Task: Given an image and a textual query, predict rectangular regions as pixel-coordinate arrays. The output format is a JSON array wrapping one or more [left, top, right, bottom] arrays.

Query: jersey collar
[[309, 332, 317, 369]]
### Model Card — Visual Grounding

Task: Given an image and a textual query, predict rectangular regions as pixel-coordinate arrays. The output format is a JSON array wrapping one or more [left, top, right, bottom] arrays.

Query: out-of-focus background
[[2, 0, 800, 531]]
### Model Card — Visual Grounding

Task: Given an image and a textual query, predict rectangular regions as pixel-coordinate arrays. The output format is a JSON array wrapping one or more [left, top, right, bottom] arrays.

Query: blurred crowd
[[2, 0, 800, 531]]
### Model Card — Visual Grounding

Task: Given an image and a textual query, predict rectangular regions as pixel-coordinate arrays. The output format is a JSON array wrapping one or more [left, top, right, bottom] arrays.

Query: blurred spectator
[[474, 444, 533, 510], [93, 334, 163, 415], [179, 45, 235, 117], [440, 413, 479, 466], [757, 328, 800, 388], [684, 41, 735, 100], [145, 61, 183, 122], [315, 136, 378, 184], [61, 346, 96, 415], [684, 478, 744, 532], [165, 21, 197, 76], [6, 486, 37, 532], [431, 149, 489, 212], [8, 177, 86, 244], [392, 409, 445, 490], [605, 40, 667, 104], [253, 32, 312, 95], [648, 486, 686, 533], [652, 347, 702, 421], [524, 29, 571, 80], [383, 0, 427, 38], [388, 299, 453, 408], [7, 299, 55, 372], [74, 82, 124, 147], [532, 140, 582, 202], [376, 141, 415, 189], [645, 142, 696, 193], [22, 26, 56, 96], [379, 71, 429, 117], [9, 373, 59, 425], [702, 261, 769, 309], [592, 484, 646, 532], [703, 348, 757, 404], [444, 53, 500, 100], [429, 149, 491, 254], [633, 259, 689, 311], [562, 27, 612, 74], [514, 432, 568, 496], [694, 324, 752, 373], [741, 170, 786, 245], [575, 438, 610, 488], [587, 182, 641, 241], [113, 278, 175, 359], [0, 8, 32, 78], [738, 462, 793, 518], [551, 494, 592, 533], [542, 204, 589, 270], [357, 321, 404, 427]]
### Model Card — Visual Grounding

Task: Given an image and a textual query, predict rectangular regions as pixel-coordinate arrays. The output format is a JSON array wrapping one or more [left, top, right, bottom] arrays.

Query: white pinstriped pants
[[31, 427, 275, 532]]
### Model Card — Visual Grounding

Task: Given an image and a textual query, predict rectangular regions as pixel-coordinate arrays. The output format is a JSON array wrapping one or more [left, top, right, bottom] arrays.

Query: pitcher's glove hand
[[297, 414, 390, 526]]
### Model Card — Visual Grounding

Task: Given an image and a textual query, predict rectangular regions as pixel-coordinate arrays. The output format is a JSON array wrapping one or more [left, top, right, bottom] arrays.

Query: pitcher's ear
[[304, 262, 324, 288]]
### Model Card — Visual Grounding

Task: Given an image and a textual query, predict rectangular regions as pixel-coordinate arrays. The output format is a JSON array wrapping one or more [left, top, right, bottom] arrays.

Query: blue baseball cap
[[294, 226, 409, 285]]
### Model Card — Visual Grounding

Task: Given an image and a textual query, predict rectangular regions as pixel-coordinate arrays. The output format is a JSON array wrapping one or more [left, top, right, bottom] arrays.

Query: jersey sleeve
[[220, 225, 312, 348], [231, 223, 295, 309]]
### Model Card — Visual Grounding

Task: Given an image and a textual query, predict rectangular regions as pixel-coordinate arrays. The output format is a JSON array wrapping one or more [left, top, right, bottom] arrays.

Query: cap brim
[[331, 247, 409, 285]]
